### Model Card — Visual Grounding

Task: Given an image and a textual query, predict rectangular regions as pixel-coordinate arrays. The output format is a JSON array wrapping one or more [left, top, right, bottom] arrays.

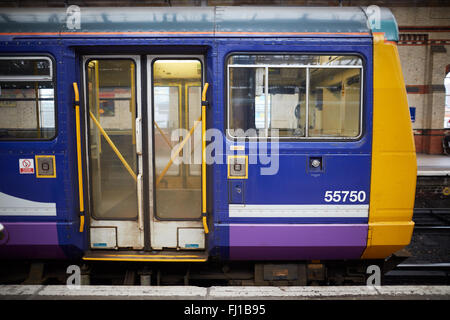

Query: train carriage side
[[0, 7, 416, 264], [210, 7, 416, 262]]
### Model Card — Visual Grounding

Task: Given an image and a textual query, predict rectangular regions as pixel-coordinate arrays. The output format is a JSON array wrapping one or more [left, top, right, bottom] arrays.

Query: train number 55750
[[324, 191, 367, 203]]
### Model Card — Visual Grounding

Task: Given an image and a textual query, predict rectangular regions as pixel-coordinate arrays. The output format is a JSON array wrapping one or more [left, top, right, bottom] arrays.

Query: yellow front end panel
[[361, 34, 417, 259]]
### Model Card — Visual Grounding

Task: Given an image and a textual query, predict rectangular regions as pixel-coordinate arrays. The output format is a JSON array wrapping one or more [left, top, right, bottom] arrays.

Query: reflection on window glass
[[268, 68, 306, 137], [154, 86, 179, 129], [0, 79, 55, 139], [0, 58, 51, 77], [228, 54, 362, 138], [154, 85, 180, 176], [188, 86, 201, 176], [228, 55, 362, 66], [229, 67, 265, 137], [153, 59, 202, 220], [308, 68, 361, 137]]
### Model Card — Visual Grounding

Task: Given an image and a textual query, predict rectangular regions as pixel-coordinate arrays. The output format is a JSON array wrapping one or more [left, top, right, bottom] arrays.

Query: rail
[[201, 83, 209, 234], [72, 82, 85, 233], [413, 207, 450, 231]]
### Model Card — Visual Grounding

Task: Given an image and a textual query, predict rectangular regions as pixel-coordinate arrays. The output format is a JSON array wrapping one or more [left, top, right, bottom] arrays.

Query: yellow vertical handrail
[[73, 82, 85, 233], [201, 83, 209, 234]]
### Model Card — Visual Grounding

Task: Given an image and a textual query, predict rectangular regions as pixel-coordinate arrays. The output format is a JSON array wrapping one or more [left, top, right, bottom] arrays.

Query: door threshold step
[[82, 250, 208, 262]]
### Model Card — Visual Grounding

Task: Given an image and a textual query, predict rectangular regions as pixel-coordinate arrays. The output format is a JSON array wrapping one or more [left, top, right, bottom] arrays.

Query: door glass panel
[[86, 59, 138, 220], [153, 59, 202, 219], [187, 85, 201, 177], [154, 86, 180, 176]]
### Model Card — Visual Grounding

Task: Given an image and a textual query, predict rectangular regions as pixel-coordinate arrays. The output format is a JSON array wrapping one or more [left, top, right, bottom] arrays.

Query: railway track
[[384, 208, 450, 285], [413, 208, 450, 230], [384, 263, 450, 285]]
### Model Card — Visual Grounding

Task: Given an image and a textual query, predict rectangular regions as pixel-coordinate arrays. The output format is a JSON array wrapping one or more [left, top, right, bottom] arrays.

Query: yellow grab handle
[[202, 83, 209, 101], [73, 82, 85, 233], [201, 83, 209, 234]]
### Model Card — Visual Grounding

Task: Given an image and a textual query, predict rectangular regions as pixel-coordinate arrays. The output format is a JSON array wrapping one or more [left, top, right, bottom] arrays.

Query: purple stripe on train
[[229, 224, 368, 260], [0, 222, 66, 259]]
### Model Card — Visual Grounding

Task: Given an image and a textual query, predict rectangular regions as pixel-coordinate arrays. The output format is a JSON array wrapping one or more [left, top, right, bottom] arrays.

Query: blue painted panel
[[0, 41, 86, 257], [229, 180, 245, 204], [245, 154, 371, 205], [209, 38, 373, 229]]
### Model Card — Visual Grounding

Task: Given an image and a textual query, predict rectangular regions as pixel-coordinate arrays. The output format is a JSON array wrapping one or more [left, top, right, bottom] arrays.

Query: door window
[[86, 59, 138, 220], [152, 59, 202, 220]]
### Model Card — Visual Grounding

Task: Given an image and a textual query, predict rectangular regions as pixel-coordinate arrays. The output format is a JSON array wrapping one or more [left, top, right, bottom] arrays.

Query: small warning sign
[[19, 158, 35, 174]]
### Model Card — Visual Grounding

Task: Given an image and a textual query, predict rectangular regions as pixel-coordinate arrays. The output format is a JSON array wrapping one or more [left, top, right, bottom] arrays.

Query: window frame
[[0, 55, 57, 141], [226, 53, 365, 141]]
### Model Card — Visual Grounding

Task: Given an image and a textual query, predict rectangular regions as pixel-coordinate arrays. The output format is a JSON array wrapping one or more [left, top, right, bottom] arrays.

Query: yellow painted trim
[[83, 256, 208, 262], [72, 83, 85, 223], [202, 216, 209, 234], [83, 258, 208, 262], [201, 82, 209, 102], [89, 111, 137, 182], [201, 105, 207, 211], [92, 254, 203, 258], [227, 155, 248, 179], [361, 33, 416, 259], [35, 155, 56, 178], [362, 222, 414, 259]]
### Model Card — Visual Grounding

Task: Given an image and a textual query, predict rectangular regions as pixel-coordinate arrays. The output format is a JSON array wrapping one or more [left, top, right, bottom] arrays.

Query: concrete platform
[[417, 153, 450, 176], [0, 285, 449, 300]]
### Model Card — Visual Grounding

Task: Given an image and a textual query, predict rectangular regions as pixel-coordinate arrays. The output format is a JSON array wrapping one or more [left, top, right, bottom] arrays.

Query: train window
[[308, 68, 362, 137], [0, 58, 52, 79], [0, 57, 55, 140], [227, 54, 362, 139]]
